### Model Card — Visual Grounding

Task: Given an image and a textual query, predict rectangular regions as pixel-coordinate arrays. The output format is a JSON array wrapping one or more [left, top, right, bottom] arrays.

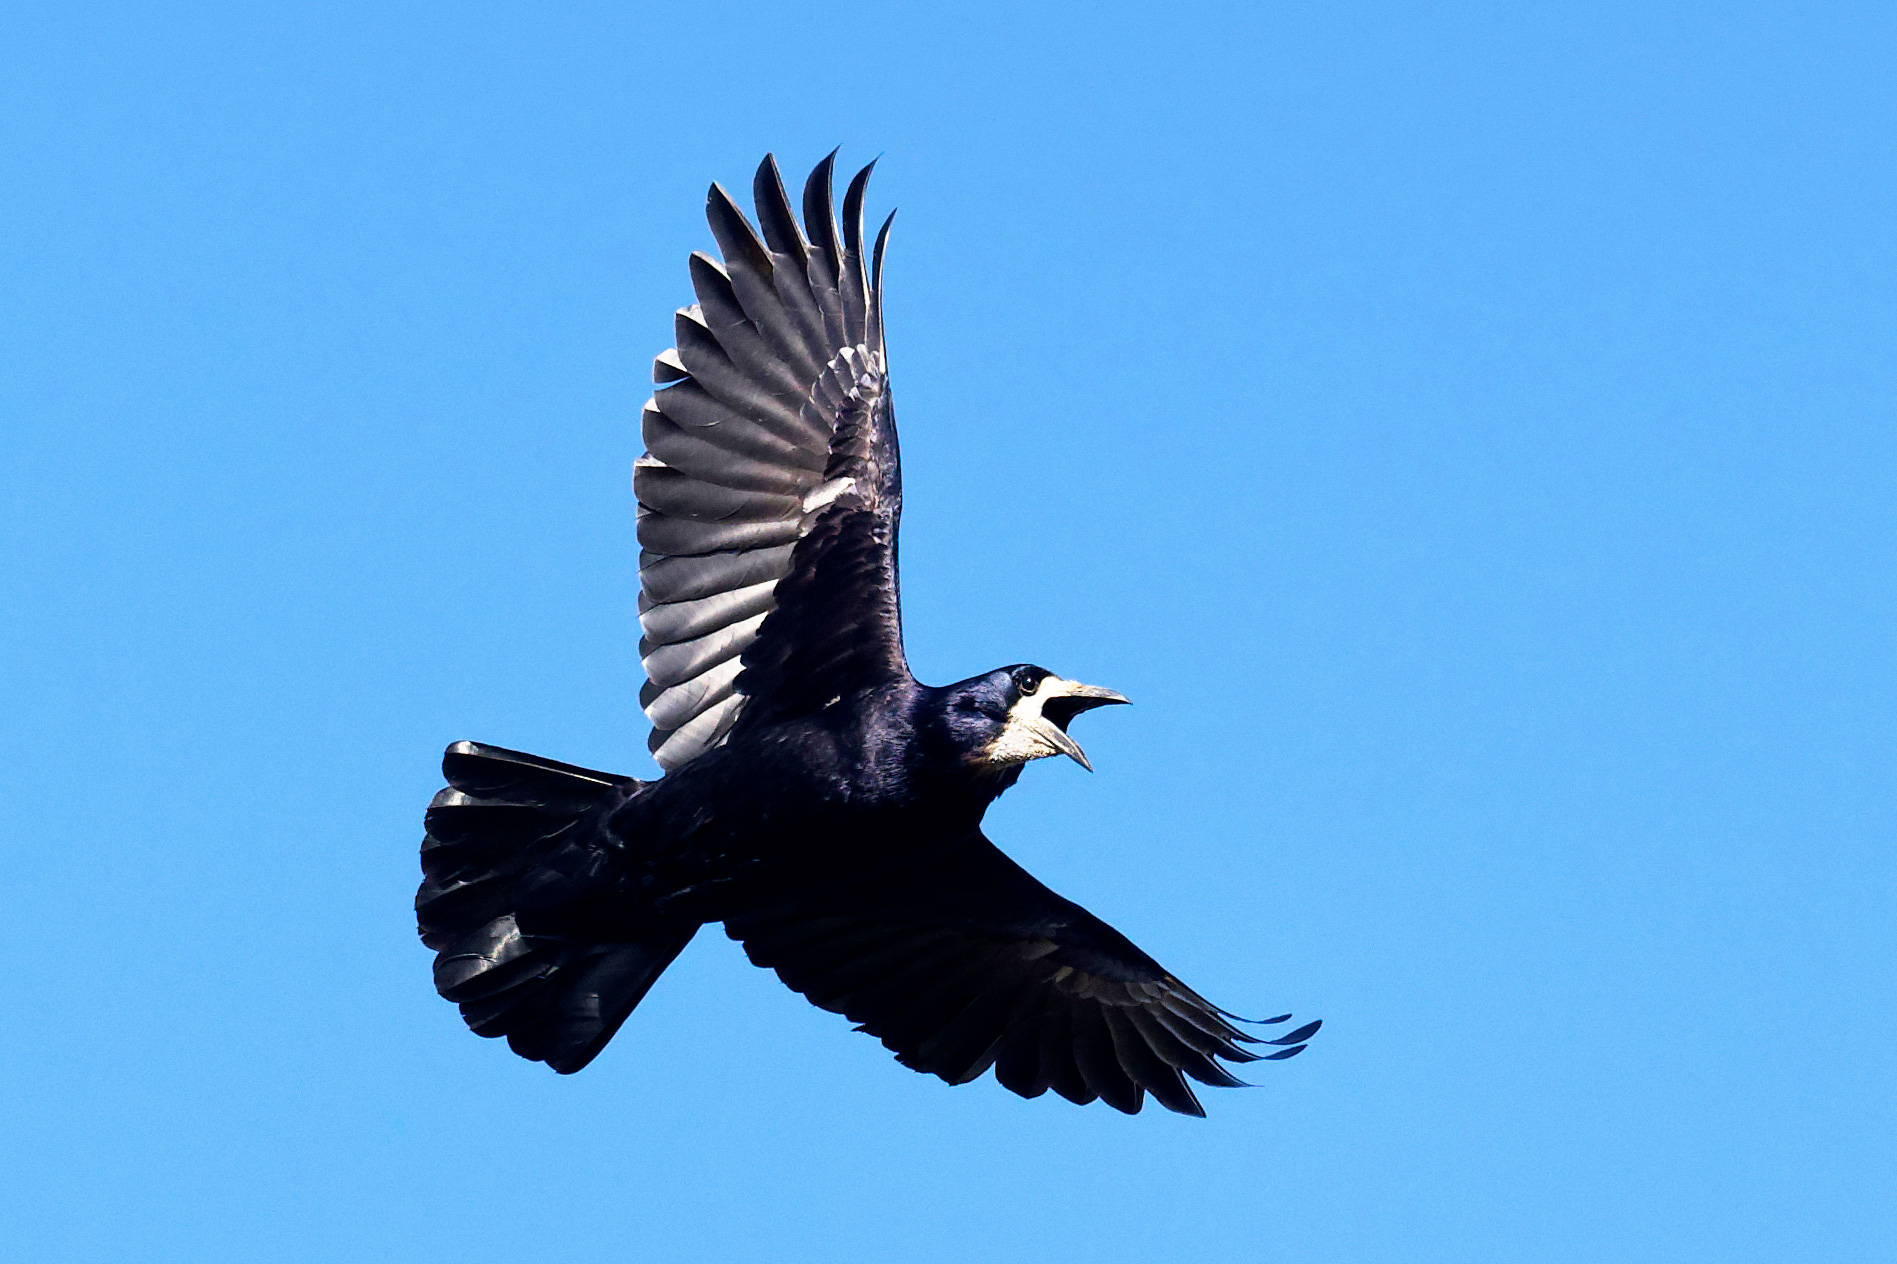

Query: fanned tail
[[417, 741, 698, 1073]]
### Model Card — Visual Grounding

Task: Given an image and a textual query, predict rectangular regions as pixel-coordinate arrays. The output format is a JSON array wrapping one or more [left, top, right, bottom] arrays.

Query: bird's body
[[608, 682, 959, 920], [418, 154, 1316, 1115]]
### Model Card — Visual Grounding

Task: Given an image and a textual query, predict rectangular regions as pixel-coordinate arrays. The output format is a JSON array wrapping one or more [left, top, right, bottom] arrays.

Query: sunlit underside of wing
[[637, 154, 895, 769]]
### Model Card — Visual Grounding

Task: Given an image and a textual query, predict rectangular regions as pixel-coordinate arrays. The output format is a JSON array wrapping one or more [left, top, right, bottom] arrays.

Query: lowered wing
[[637, 152, 905, 770], [726, 829, 1319, 1116]]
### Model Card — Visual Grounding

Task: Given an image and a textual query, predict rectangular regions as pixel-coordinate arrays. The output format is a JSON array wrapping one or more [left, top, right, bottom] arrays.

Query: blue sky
[[3, 2, 1892, 1260]]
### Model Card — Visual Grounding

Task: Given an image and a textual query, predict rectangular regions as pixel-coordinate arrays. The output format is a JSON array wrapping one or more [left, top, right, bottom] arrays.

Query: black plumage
[[417, 154, 1316, 1116]]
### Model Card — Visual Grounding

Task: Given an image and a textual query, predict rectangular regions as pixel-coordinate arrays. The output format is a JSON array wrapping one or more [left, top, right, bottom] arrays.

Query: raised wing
[[725, 830, 1319, 1116], [637, 152, 902, 771]]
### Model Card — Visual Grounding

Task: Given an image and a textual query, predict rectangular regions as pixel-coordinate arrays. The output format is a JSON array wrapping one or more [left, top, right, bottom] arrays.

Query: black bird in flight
[[418, 153, 1318, 1116]]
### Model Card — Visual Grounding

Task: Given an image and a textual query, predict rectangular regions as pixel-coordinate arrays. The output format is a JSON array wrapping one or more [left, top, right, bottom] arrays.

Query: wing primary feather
[[1205, 1002, 1295, 1026], [1148, 1001, 1261, 1065], [1156, 990, 1261, 1046], [1104, 1008, 1204, 1117], [752, 154, 811, 263], [838, 159, 877, 344], [704, 182, 817, 375], [869, 209, 896, 354], [744, 156, 830, 375], [1266, 1019, 1323, 1046], [1159, 978, 1263, 1033], [1215, 1008, 1293, 1025], [767, 250, 833, 374], [801, 152, 849, 349], [703, 182, 775, 280], [801, 149, 843, 285], [840, 159, 877, 260], [1125, 1007, 1250, 1089], [686, 252, 805, 400]]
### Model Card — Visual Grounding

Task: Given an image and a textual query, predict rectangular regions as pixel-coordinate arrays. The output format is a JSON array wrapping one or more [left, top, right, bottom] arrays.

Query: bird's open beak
[[1030, 679, 1130, 772]]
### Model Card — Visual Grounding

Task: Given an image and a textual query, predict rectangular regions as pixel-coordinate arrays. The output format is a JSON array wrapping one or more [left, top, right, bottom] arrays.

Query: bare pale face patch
[[980, 676, 1130, 771]]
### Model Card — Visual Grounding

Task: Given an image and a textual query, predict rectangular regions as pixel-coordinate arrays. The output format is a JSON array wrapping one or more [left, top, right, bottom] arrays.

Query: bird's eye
[[1013, 670, 1039, 696]]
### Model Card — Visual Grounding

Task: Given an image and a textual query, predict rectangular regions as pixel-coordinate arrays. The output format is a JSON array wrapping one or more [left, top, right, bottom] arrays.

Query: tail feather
[[418, 741, 697, 1074], [439, 741, 631, 809]]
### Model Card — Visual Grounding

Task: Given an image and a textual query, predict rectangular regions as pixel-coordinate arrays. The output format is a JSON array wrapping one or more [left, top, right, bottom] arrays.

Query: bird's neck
[[903, 691, 1024, 814]]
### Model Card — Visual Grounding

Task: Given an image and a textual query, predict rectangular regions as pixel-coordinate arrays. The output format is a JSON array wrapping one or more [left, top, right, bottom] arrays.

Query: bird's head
[[931, 664, 1130, 776]]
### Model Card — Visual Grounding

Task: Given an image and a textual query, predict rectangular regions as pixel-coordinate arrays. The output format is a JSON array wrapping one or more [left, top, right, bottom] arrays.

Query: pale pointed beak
[[1025, 714, 1096, 771], [1034, 679, 1131, 771]]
